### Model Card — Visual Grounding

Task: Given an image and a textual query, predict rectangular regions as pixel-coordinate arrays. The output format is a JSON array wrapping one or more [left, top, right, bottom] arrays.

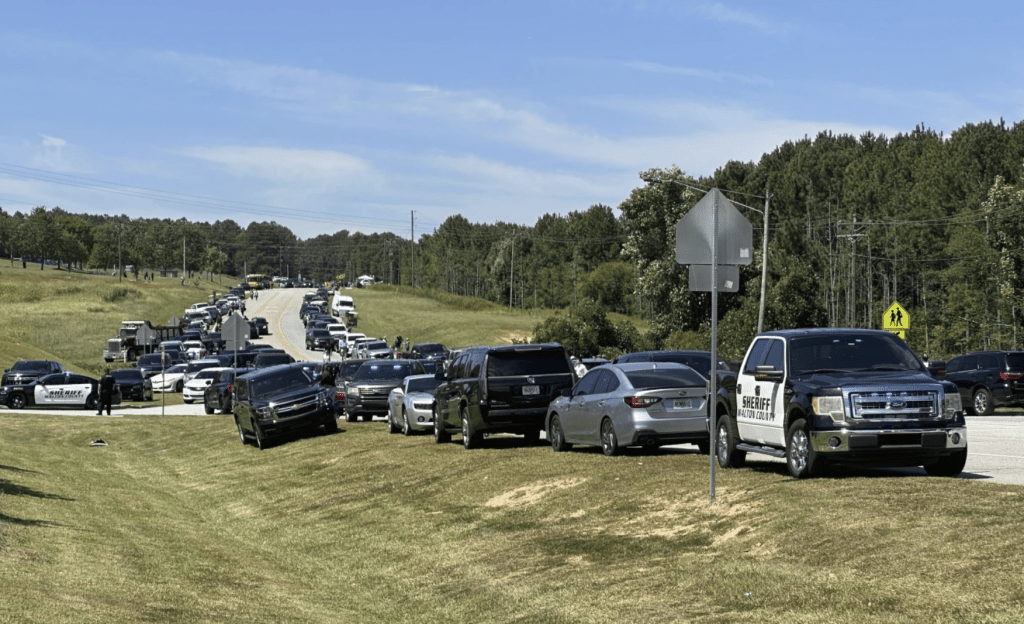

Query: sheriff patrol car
[[0, 372, 117, 410]]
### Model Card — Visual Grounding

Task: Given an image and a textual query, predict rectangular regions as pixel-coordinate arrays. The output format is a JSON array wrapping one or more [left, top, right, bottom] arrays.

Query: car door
[[581, 369, 621, 445], [736, 337, 787, 446], [559, 369, 600, 443]]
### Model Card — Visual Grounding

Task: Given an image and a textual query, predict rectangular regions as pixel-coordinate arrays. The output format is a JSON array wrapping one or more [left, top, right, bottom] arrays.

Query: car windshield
[[11, 360, 50, 372], [110, 370, 143, 380], [407, 377, 442, 393], [187, 361, 218, 373], [162, 365, 187, 375], [193, 369, 222, 381], [417, 344, 445, 356], [365, 341, 388, 350], [624, 368, 706, 389], [354, 363, 418, 380], [789, 334, 924, 375], [250, 369, 313, 398]]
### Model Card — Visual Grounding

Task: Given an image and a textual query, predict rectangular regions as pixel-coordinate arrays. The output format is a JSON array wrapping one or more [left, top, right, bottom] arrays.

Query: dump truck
[[102, 320, 182, 363]]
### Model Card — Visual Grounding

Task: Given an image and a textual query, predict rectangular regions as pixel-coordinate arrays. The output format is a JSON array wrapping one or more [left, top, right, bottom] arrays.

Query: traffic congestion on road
[[4, 283, 1024, 485]]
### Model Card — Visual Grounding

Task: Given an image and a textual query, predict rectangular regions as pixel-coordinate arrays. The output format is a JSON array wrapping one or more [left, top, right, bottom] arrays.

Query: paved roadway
[[3, 286, 1024, 486]]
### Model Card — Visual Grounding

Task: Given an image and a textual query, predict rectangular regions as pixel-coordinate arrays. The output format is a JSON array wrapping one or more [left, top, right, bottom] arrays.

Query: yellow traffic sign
[[883, 301, 909, 331]]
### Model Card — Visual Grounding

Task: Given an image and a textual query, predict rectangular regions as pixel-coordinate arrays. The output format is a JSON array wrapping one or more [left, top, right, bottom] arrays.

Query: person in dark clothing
[[98, 369, 116, 415]]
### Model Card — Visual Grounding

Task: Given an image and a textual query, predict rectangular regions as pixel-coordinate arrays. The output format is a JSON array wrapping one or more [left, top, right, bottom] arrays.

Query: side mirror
[[560, 387, 572, 398], [754, 365, 784, 383]]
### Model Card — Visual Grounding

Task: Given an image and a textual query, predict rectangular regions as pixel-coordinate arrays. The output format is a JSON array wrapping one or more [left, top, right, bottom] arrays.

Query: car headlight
[[812, 395, 846, 423], [943, 391, 963, 419], [256, 405, 274, 419]]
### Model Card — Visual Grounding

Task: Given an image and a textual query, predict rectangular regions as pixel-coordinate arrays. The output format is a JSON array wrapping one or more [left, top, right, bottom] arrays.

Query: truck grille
[[273, 395, 322, 419], [849, 389, 939, 420]]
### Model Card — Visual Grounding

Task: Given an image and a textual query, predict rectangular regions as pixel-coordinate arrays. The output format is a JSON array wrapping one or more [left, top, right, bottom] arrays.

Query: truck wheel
[[253, 421, 269, 450], [236, 418, 249, 445], [600, 418, 620, 456], [128, 350, 137, 362], [433, 408, 450, 443], [786, 418, 820, 479], [7, 393, 27, 409], [716, 415, 746, 468], [924, 447, 968, 477], [548, 414, 572, 452], [973, 388, 994, 416], [461, 407, 481, 449]]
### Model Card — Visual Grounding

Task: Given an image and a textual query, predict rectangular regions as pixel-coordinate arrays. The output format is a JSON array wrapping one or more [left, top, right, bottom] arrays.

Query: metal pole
[[709, 191, 719, 503], [757, 190, 771, 333]]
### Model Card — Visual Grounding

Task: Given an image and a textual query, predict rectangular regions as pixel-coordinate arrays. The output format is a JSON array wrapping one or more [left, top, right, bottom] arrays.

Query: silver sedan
[[387, 374, 442, 436], [545, 362, 710, 456]]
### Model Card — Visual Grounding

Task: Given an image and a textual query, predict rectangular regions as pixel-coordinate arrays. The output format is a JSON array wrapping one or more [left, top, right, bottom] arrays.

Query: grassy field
[[3, 266, 1024, 623]]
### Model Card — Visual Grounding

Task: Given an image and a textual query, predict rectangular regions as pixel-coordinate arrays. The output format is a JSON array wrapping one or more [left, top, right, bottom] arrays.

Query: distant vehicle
[[181, 340, 207, 360], [2, 359, 66, 386], [253, 350, 295, 369], [545, 362, 710, 456], [305, 329, 335, 352], [252, 317, 269, 335], [944, 350, 1024, 415], [343, 359, 426, 422], [103, 320, 181, 363], [136, 351, 187, 378], [183, 367, 229, 404], [183, 359, 224, 385], [233, 365, 337, 450], [387, 374, 442, 435], [109, 368, 154, 402], [151, 364, 189, 393], [409, 343, 448, 361]]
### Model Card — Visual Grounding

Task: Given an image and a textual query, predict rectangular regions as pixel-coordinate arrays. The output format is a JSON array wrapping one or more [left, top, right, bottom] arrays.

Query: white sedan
[[387, 374, 442, 436], [151, 364, 188, 393]]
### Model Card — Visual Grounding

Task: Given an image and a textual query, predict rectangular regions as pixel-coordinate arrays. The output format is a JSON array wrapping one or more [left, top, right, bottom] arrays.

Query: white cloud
[[693, 3, 785, 34], [41, 135, 67, 147], [181, 145, 374, 183]]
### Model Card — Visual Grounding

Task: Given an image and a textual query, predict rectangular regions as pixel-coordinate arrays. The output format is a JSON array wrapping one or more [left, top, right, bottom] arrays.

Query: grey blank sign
[[688, 265, 740, 292], [675, 188, 753, 266]]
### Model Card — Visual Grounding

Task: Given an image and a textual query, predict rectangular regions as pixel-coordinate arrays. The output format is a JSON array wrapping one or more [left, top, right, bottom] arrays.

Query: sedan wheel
[[7, 393, 27, 409], [387, 410, 400, 434], [600, 418, 620, 456], [549, 415, 572, 452], [401, 408, 413, 436]]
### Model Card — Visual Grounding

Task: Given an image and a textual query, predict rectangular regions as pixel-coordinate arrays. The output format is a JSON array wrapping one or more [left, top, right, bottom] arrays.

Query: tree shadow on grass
[[0, 479, 75, 501]]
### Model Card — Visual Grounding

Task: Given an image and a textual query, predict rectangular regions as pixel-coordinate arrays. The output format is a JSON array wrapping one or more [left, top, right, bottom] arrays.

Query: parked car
[[232, 365, 337, 450], [2, 359, 66, 386], [343, 359, 426, 422], [203, 367, 253, 414], [183, 359, 224, 385], [361, 339, 393, 359], [151, 364, 189, 393], [181, 340, 207, 360], [433, 343, 576, 448], [305, 328, 336, 352], [545, 362, 710, 456], [387, 374, 443, 435], [136, 351, 187, 378], [410, 343, 448, 361], [183, 367, 229, 404], [944, 350, 1024, 415], [1, 372, 119, 410], [109, 368, 154, 401], [331, 358, 370, 415], [253, 350, 296, 369], [613, 350, 732, 378]]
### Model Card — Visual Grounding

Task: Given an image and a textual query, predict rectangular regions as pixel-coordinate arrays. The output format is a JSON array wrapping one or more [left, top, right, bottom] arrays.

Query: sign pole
[[709, 193, 719, 503]]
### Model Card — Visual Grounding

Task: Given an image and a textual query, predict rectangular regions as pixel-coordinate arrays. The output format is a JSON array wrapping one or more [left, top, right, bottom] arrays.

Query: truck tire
[[716, 415, 746, 468], [924, 447, 968, 477], [461, 407, 481, 449], [433, 408, 450, 443], [786, 418, 821, 479]]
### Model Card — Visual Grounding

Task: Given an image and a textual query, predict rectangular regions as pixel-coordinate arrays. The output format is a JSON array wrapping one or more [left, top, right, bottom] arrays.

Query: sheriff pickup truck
[[715, 328, 968, 478]]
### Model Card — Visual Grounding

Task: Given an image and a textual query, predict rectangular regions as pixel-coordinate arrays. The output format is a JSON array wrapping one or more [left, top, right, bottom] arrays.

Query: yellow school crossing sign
[[883, 301, 909, 340]]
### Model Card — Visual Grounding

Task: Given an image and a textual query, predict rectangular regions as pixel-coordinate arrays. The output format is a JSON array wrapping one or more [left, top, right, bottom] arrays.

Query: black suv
[[433, 343, 576, 448], [944, 351, 1024, 415], [232, 365, 337, 449], [204, 367, 252, 414], [109, 368, 154, 401]]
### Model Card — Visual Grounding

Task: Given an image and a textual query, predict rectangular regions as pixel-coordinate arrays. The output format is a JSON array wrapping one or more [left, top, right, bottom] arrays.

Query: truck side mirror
[[754, 365, 784, 383]]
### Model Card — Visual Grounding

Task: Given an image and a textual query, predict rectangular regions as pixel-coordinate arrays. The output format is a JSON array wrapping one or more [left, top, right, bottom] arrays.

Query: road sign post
[[676, 189, 753, 503]]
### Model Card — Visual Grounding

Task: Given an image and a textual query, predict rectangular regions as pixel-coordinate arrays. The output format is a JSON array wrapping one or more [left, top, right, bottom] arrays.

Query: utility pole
[[509, 233, 515, 310], [757, 190, 771, 333], [182, 237, 186, 280], [410, 211, 415, 289], [838, 215, 865, 327]]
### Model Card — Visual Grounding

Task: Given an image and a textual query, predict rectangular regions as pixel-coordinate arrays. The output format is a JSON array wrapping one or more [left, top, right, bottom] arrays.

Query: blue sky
[[1, 1, 1021, 240]]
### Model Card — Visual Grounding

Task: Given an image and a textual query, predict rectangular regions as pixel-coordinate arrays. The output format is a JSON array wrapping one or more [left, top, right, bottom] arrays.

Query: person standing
[[98, 369, 116, 416]]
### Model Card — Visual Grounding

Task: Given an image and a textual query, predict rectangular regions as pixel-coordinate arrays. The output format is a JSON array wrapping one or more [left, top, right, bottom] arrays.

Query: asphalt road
[[4, 287, 1024, 486]]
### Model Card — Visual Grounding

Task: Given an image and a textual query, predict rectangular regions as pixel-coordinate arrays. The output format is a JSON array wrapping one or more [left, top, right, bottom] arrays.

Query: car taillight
[[335, 391, 345, 401], [1000, 372, 1022, 380], [227, 384, 233, 394], [624, 396, 662, 408]]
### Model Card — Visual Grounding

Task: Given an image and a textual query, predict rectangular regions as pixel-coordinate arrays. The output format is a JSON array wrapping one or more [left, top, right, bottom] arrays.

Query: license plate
[[672, 398, 694, 410], [522, 385, 540, 395]]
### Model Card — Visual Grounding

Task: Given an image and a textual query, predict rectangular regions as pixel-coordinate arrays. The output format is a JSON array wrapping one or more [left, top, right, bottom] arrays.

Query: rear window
[[625, 368, 706, 389], [111, 369, 144, 380], [1006, 353, 1024, 371], [487, 349, 571, 377]]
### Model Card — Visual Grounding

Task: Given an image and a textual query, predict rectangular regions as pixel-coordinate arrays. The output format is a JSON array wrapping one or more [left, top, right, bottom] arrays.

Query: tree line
[[2, 118, 1024, 360]]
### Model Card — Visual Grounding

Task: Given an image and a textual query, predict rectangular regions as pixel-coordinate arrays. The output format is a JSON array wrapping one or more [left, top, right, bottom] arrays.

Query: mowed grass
[[3, 414, 1024, 623], [4, 270, 1024, 622]]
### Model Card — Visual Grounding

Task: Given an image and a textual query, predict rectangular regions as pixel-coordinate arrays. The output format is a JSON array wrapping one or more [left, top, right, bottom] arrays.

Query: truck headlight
[[812, 395, 846, 423], [943, 392, 963, 419], [256, 406, 274, 419]]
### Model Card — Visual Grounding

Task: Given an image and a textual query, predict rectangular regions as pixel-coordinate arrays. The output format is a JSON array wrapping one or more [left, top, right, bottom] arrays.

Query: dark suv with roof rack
[[944, 350, 1024, 415]]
